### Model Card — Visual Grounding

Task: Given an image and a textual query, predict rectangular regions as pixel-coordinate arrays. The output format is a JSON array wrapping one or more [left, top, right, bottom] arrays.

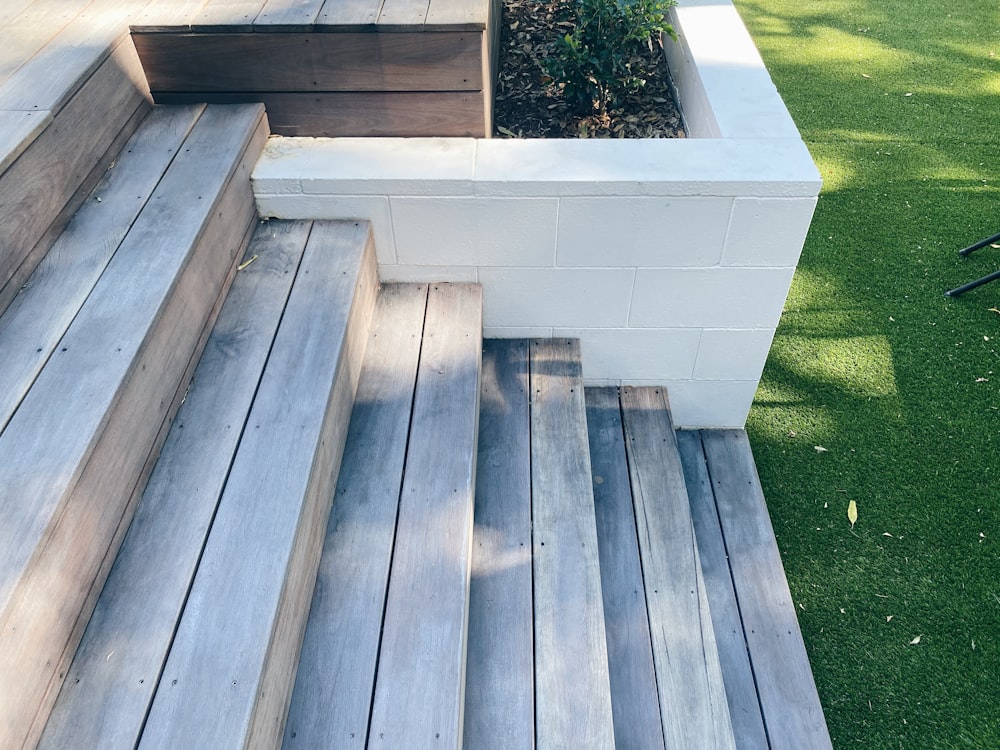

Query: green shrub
[[545, 0, 678, 114]]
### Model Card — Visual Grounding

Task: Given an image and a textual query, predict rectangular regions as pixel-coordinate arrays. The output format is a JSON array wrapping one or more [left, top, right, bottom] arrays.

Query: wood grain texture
[[463, 339, 534, 750], [0, 103, 267, 750], [375, 0, 431, 29], [283, 283, 427, 750], [133, 31, 483, 92], [130, 0, 211, 33], [138, 220, 377, 750], [424, 0, 489, 30], [620, 387, 736, 750], [0, 104, 203, 435], [191, 0, 267, 31], [38, 221, 311, 750], [0, 110, 52, 175], [368, 283, 483, 750], [0, 0, 38, 28], [529, 338, 615, 750], [152, 90, 487, 137], [254, 0, 325, 29], [317, 0, 384, 28], [0, 0, 84, 91], [701, 430, 834, 750], [586, 386, 666, 750], [675, 430, 770, 750]]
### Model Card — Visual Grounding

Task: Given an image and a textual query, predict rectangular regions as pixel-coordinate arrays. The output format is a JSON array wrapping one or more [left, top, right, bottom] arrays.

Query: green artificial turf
[[730, 0, 1000, 746]]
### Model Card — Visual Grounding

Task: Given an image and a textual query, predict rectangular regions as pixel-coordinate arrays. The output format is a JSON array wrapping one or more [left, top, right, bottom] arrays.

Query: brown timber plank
[[134, 32, 482, 92], [701, 430, 834, 750], [586, 387, 666, 750], [529, 338, 615, 750], [139, 220, 378, 750], [254, 0, 325, 30], [283, 283, 428, 750], [368, 283, 482, 749], [316, 0, 383, 28], [620, 387, 736, 750], [464, 339, 533, 750], [0, 110, 51, 174], [39, 221, 311, 750], [0, 105, 204, 435], [0, 103, 267, 750], [676, 430, 770, 750]]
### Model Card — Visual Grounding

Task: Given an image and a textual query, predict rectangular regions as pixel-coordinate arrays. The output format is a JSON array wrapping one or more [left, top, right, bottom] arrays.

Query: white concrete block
[[483, 326, 554, 338], [255, 194, 396, 264], [694, 328, 776, 381], [390, 197, 558, 266], [554, 327, 702, 380], [630, 267, 796, 328], [556, 197, 732, 267], [660, 379, 759, 429], [722, 197, 817, 266], [378, 265, 479, 283], [478, 267, 635, 328]]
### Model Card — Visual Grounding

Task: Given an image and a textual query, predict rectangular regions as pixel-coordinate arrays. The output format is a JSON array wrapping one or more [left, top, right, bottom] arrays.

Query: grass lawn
[[731, 0, 1000, 746]]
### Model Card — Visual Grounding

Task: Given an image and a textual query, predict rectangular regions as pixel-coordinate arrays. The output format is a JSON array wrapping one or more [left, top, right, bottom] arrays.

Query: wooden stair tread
[[137, 220, 377, 749], [0, 102, 267, 750], [38, 220, 313, 749]]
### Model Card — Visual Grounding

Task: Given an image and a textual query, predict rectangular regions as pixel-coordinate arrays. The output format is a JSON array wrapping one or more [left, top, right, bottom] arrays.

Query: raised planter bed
[[252, 0, 822, 428]]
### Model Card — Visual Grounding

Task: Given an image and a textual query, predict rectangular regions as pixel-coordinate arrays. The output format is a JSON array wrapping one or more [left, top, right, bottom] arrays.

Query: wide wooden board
[[39, 221, 312, 750], [586, 386, 666, 750], [463, 339, 534, 750], [254, 0, 326, 30], [701, 430, 833, 750], [0, 0, 84, 91], [367, 283, 483, 749], [529, 338, 615, 750], [0, 110, 52, 175], [283, 283, 428, 750]]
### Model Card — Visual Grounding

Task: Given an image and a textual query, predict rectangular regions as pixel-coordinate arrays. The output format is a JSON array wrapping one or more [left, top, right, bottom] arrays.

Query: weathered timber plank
[[0, 35, 148, 299], [0, 104, 204, 435], [375, 0, 430, 29], [283, 283, 428, 750], [701, 430, 834, 750], [38, 221, 311, 750], [368, 283, 483, 750], [0, 0, 85, 91], [586, 386, 666, 750], [529, 338, 615, 750], [0, 103, 267, 750], [134, 31, 483, 92], [130, 0, 211, 33], [317, 0, 383, 28], [139, 220, 378, 750], [424, 0, 488, 29], [463, 339, 533, 750], [254, 0, 325, 30], [0, 110, 51, 175], [620, 387, 736, 750], [676, 429, 769, 750], [191, 0, 267, 31], [152, 90, 486, 137], [0, 0, 39, 29]]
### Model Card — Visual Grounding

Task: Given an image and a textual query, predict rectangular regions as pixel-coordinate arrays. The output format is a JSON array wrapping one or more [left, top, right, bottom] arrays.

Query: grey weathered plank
[[586, 386, 666, 750], [529, 338, 615, 750], [676, 430, 770, 750], [620, 387, 737, 750], [254, 0, 325, 29], [191, 0, 267, 31], [375, 0, 431, 28], [424, 0, 488, 30], [130, 0, 210, 32], [0, 35, 149, 300], [463, 338, 533, 750], [0, 0, 84, 90], [368, 283, 483, 750], [282, 283, 428, 750], [0, 0, 39, 29], [38, 220, 312, 750], [139, 220, 377, 750], [0, 110, 51, 174], [0, 104, 204, 435], [0, 103, 267, 750], [701, 430, 833, 750], [317, 0, 383, 27]]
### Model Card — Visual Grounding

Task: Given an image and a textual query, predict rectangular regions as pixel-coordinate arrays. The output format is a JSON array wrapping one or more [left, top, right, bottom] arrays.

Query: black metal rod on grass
[[945, 268, 1000, 297], [958, 231, 1000, 257]]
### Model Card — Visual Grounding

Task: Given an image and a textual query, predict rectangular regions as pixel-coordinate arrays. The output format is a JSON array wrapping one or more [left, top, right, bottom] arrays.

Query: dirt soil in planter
[[493, 0, 685, 139]]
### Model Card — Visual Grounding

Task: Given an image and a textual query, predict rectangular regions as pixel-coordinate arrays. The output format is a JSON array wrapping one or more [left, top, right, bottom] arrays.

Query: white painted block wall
[[251, 0, 821, 427]]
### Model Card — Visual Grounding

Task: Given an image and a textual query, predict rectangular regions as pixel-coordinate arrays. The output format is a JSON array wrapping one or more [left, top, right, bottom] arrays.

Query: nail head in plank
[[529, 338, 615, 750], [368, 283, 483, 749], [701, 430, 834, 750], [620, 386, 737, 750], [464, 338, 534, 750], [586, 386, 666, 750], [283, 282, 428, 750], [676, 429, 769, 750], [39, 220, 312, 750], [317, 0, 383, 27]]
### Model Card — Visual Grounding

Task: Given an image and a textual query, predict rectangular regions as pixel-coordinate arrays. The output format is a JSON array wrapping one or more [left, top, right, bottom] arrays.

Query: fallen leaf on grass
[[989, 308, 1000, 315], [861, 73, 871, 79], [848, 500, 858, 528], [887, 615, 894, 622], [909, 635, 922, 645], [815, 445, 829, 453]]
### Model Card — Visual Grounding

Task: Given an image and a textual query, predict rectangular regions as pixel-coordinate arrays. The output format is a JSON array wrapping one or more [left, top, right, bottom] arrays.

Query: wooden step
[[135, 220, 377, 749], [465, 338, 615, 749], [0, 102, 268, 750]]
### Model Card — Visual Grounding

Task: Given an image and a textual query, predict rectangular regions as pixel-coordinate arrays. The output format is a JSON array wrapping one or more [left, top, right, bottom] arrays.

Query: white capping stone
[[556, 196, 732, 267], [694, 328, 776, 381], [556, 327, 702, 380], [661, 379, 760, 429], [478, 267, 635, 328], [378, 264, 479, 283], [722, 197, 817, 266], [390, 197, 558, 266], [630, 267, 796, 328]]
